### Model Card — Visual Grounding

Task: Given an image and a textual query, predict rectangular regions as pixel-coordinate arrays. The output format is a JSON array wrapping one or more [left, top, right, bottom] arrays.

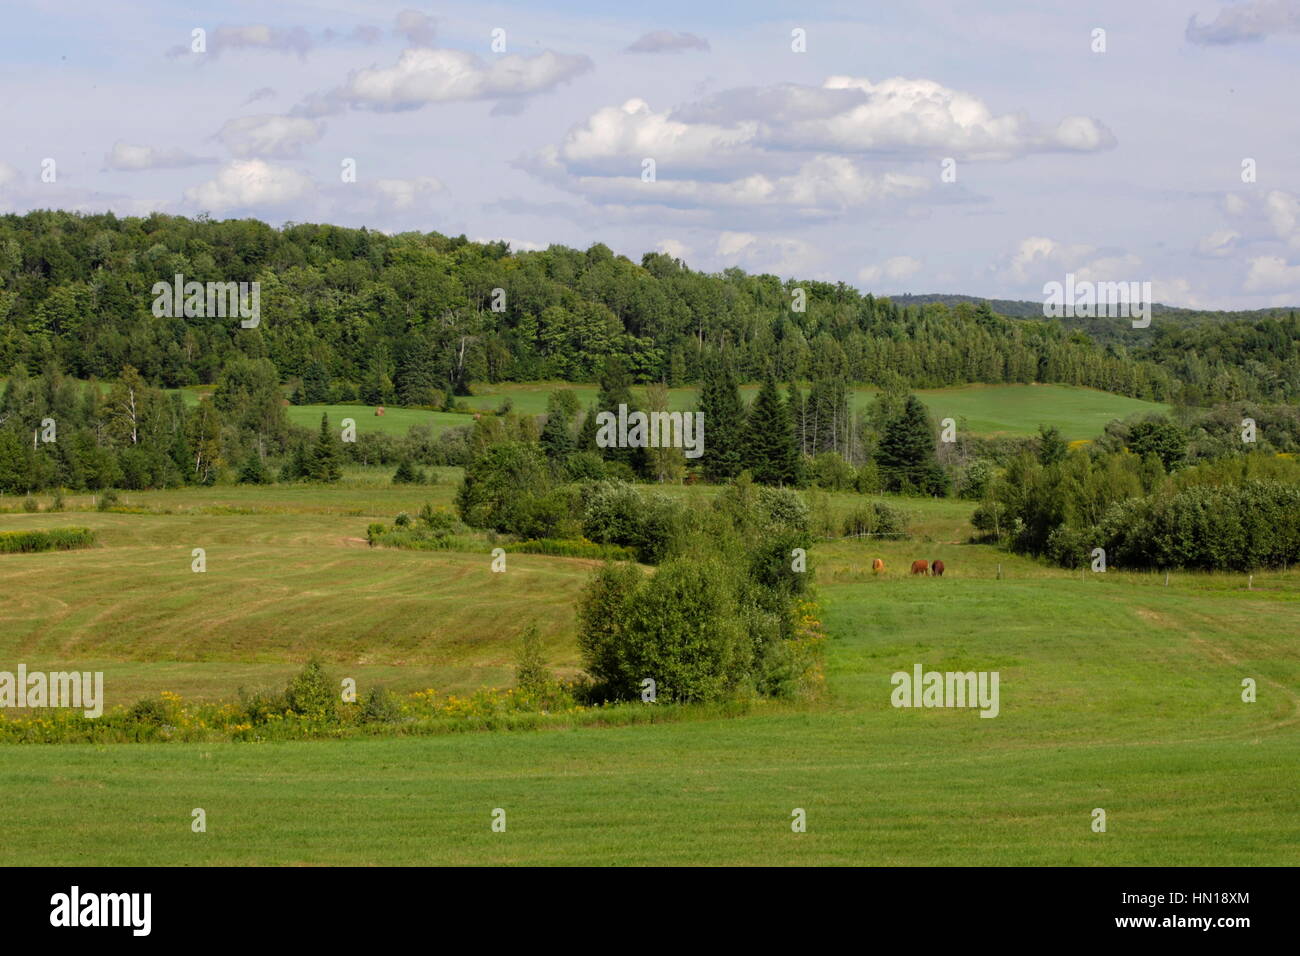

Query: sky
[[1, 0, 1298, 309]]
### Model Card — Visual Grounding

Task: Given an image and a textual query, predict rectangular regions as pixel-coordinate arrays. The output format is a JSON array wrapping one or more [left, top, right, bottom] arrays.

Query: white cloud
[[998, 236, 1143, 286], [183, 160, 315, 211], [325, 47, 593, 112], [104, 142, 216, 171], [1197, 229, 1241, 257], [370, 176, 444, 210], [859, 256, 922, 284], [715, 232, 818, 274], [217, 115, 324, 159], [673, 76, 1115, 161], [655, 238, 691, 260], [0, 162, 20, 188], [1244, 255, 1300, 292]]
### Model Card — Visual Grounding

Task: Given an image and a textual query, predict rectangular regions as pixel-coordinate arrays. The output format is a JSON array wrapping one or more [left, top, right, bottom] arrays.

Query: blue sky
[[2, 0, 1298, 308]]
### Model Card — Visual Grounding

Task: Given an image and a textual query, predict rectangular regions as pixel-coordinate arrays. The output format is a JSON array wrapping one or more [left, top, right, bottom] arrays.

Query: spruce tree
[[744, 375, 788, 485], [699, 355, 744, 482], [308, 413, 342, 482], [874, 395, 945, 495]]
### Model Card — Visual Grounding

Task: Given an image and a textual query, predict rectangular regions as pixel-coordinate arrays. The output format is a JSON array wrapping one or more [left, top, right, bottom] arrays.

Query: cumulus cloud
[[370, 176, 444, 211], [183, 159, 314, 211], [625, 31, 710, 54], [655, 238, 691, 260], [1220, 188, 1300, 249], [311, 47, 593, 114], [859, 256, 923, 284], [716, 232, 819, 274], [673, 75, 1116, 160], [217, 115, 325, 159], [1197, 228, 1241, 257], [168, 25, 313, 59], [1244, 255, 1300, 291], [104, 142, 217, 171], [394, 10, 437, 47], [1186, 0, 1300, 44], [997, 236, 1143, 285]]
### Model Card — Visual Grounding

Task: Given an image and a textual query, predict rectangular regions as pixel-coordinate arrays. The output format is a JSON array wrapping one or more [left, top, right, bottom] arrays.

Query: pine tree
[[699, 355, 744, 482], [237, 447, 271, 484], [302, 362, 331, 404], [308, 413, 342, 482], [744, 375, 788, 485], [875, 395, 946, 495]]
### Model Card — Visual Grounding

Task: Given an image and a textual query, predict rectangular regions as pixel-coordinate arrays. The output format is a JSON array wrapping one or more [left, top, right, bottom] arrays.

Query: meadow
[[0, 466, 1295, 865], [247, 381, 1165, 443]]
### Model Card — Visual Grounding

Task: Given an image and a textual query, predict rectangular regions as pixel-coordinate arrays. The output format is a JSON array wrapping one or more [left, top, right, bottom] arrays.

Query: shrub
[[359, 687, 402, 724], [97, 489, 119, 511], [513, 623, 551, 695], [22, 496, 39, 513], [284, 658, 338, 719], [577, 556, 752, 704], [841, 503, 906, 538]]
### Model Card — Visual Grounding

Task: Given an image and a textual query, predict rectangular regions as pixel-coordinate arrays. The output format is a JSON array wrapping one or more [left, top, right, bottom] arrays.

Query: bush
[[97, 489, 119, 511], [513, 623, 551, 694], [359, 687, 402, 724], [284, 658, 338, 719], [581, 480, 685, 563], [417, 503, 456, 537], [22, 496, 38, 513], [577, 556, 752, 704], [841, 502, 906, 538]]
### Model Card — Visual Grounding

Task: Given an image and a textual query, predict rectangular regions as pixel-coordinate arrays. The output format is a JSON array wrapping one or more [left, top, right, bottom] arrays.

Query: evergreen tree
[[699, 355, 744, 482], [744, 375, 794, 486], [875, 395, 947, 495], [392, 458, 421, 484], [302, 362, 331, 404], [308, 413, 342, 482], [237, 448, 271, 484], [1037, 425, 1068, 466], [540, 390, 578, 463]]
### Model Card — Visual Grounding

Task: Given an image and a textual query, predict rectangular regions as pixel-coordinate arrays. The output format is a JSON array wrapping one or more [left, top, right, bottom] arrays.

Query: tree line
[[5, 209, 1295, 409]]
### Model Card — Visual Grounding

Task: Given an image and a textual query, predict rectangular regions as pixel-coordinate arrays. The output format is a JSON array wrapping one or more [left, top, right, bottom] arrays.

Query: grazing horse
[[872, 558, 885, 575], [910, 559, 929, 576], [932, 560, 945, 577]]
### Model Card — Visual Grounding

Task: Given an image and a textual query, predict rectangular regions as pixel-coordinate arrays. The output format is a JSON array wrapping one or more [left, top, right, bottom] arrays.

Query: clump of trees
[[973, 430, 1300, 570]]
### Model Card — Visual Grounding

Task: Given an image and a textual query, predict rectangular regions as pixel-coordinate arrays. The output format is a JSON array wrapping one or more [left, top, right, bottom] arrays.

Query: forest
[[3, 210, 1297, 409]]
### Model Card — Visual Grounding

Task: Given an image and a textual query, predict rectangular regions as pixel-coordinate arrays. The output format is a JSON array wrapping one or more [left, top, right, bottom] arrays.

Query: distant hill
[[890, 293, 1298, 323]]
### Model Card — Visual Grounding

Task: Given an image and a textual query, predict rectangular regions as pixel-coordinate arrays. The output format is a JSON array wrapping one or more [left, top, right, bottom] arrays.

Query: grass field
[[0, 472, 1295, 865], [275, 382, 1166, 443]]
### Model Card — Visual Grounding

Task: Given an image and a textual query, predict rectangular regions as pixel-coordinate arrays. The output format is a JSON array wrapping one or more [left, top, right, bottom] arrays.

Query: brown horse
[[932, 560, 945, 577], [872, 558, 885, 575], [910, 559, 929, 575]]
